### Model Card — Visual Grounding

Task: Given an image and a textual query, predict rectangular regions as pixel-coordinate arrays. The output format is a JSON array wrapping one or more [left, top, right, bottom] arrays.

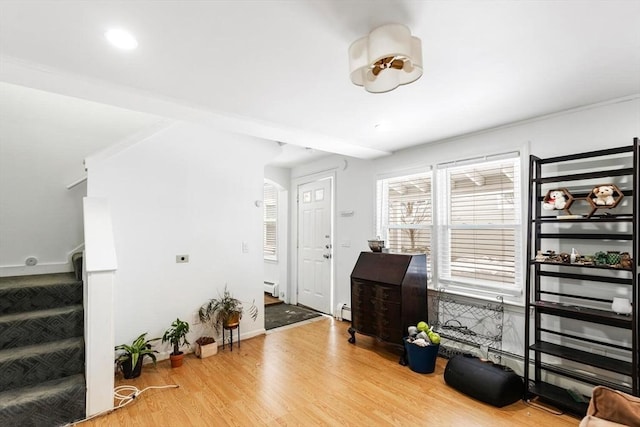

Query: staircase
[[0, 273, 86, 426]]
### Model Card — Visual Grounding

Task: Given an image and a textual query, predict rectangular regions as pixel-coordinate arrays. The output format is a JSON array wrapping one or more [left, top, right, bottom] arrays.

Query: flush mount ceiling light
[[105, 28, 138, 50], [349, 24, 423, 93]]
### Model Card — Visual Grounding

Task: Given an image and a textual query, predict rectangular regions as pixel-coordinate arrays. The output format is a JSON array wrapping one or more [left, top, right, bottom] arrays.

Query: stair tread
[[0, 304, 83, 323], [0, 274, 83, 316], [0, 273, 79, 290], [0, 273, 86, 426], [0, 374, 85, 408], [0, 337, 83, 364]]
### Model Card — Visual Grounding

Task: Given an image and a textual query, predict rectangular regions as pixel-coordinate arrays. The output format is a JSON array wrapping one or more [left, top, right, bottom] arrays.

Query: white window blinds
[[436, 155, 521, 289], [263, 182, 277, 260], [376, 172, 432, 256]]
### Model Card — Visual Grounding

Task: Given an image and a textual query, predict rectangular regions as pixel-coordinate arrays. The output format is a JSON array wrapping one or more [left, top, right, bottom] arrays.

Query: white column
[[83, 198, 117, 416]]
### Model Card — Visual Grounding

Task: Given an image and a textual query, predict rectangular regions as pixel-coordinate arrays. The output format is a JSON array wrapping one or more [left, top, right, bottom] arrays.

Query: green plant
[[115, 332, 159, 378], [198, 285, 258, 333], [162, 318, 190, 356]]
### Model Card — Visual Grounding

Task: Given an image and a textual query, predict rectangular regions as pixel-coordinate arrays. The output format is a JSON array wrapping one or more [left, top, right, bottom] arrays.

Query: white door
[[297, 177, 332, 314]]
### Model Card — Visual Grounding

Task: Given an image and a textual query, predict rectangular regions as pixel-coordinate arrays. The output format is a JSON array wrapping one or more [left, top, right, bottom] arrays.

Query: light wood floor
[[80, 318, 579, 426], [264, 293, 283, 306]]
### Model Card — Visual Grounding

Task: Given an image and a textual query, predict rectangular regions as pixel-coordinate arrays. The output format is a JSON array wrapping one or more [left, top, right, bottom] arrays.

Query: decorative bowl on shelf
[[368, 240, 385, 252]]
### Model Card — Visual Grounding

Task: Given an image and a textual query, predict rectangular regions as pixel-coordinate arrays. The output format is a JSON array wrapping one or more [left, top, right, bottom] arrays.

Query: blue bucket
[[404, 338, 439, 374]]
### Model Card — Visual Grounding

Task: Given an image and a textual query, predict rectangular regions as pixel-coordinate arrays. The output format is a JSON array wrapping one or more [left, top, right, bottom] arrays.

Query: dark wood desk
[[348, 252, 428, 356]]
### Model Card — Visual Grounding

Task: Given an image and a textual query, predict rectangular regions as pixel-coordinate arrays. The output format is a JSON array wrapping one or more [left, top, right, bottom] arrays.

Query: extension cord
[[64, 383, 179, 425]]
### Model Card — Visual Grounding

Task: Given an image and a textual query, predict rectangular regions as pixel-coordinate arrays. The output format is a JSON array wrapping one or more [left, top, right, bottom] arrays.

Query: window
[[436, 155, 521, 293], [375, 155, 522, 298], [263, 182, 278, 260], [376, 171, 432, 257]]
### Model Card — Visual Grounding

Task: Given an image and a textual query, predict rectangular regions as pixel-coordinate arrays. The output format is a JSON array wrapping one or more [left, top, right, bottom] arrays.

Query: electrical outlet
[[176, 255, 189, 263]]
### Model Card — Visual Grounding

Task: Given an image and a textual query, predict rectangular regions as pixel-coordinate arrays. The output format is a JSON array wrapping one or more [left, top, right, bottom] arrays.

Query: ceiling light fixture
[[349, 24, 422, 93], [105, 28, 138, 50]]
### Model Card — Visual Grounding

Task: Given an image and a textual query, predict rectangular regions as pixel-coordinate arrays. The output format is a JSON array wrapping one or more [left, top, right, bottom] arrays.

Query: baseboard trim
[[0, 262, 72, 277], [151, 328, 267, 362]]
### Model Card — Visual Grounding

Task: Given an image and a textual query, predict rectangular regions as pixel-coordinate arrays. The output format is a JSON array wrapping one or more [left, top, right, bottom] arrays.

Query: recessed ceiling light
[[105, 28, 138, 50]]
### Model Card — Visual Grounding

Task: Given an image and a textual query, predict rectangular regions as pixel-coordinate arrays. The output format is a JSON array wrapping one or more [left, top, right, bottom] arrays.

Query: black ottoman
[[444, 354, 524, 407]]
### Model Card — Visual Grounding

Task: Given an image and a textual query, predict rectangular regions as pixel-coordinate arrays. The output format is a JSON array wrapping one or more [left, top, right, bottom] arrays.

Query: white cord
[[65, 384, 179, 425]]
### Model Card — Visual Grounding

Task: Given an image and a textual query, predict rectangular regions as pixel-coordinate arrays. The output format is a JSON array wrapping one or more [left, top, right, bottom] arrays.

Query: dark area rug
[[265, 303, 322, 330]]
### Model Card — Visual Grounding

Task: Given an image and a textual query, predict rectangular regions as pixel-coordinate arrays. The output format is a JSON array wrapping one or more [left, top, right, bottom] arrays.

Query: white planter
[[195, 342, 218, 358]]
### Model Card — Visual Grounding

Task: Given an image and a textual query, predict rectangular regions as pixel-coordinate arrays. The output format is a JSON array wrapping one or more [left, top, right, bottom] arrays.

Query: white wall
[[264, 166, 290, 300], [0, 83, 162, 276], [87, 121, 278, 354], [292, 97, 640, 384], [376, 97, 640, 172]]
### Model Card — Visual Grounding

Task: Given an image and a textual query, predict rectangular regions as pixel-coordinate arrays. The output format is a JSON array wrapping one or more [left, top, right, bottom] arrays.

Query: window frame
[[435, 153, 523, 297], [376, 169, 433, 276], [374, 152, 524, 301]]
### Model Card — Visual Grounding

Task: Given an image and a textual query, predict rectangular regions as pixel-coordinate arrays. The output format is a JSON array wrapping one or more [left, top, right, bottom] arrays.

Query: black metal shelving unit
[[524, 139, 640, 417]]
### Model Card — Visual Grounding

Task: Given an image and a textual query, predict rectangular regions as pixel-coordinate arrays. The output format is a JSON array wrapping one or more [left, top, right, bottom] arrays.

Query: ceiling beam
[[0, 55, 392, 160]]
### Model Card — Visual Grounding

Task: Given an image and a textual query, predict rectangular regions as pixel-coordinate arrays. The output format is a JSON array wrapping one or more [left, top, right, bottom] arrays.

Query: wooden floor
[[81, 318, 580, 426], [264, 293, 283, 306]]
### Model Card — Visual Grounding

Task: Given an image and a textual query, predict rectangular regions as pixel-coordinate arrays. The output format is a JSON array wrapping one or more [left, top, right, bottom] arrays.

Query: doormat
[[265, 303, 322, 330]]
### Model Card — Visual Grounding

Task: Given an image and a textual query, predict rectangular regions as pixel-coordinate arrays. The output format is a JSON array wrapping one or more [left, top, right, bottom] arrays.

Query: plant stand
[[222, 323, 240, 351]]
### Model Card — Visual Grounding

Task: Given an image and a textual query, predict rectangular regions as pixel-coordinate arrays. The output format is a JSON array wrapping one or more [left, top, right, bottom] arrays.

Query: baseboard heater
[[263, 281, 279, 297], [335, 303, 352, 321]]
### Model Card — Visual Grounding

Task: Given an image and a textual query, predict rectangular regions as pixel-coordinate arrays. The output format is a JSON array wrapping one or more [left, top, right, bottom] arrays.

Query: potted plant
[[162, 318, 190, 368], [115, 332, 159, 379], [198, 286, 258, 334], [194, 336, 217, 358]]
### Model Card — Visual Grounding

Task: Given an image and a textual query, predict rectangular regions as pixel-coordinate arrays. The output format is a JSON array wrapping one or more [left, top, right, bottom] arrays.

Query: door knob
[[323, 253, 332, 259]]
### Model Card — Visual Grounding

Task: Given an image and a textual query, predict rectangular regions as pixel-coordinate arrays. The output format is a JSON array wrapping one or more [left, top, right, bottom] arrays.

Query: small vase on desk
[[612, 297, 632, 315]]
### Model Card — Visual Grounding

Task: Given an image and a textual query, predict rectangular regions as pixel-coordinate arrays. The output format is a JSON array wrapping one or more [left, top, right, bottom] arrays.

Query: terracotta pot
[[169, 352, 185, 368]]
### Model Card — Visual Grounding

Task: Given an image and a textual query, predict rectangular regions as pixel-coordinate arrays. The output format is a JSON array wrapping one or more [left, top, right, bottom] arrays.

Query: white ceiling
[[1, 1, 639, 166]]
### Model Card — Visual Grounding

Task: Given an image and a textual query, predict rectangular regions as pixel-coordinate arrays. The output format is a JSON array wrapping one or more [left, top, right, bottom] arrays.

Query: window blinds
[[263, 183, 277, 259], [437, 156, 521, 288], [377, 172, 432, 254]]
